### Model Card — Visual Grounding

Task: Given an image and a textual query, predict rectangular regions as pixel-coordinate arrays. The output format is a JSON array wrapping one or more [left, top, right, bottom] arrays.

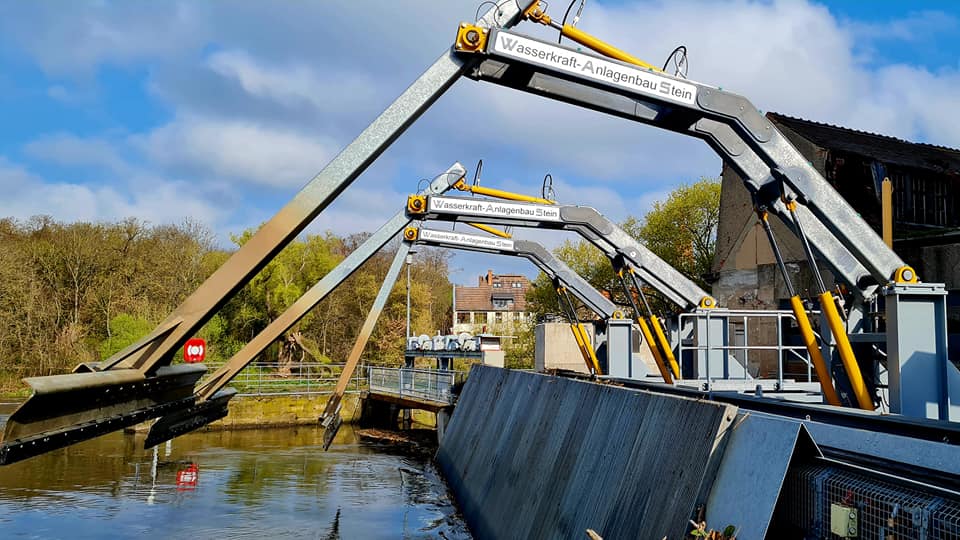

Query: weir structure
[[2, 1, 960, 538]]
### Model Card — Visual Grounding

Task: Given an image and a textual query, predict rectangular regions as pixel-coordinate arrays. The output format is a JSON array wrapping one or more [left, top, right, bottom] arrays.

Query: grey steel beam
[[100, 3, 525, 376], [409, 227, 620, 318], [195, 165, 466, 401], [320, 242, 412, 449], [413, 194, 709, 309], [465, 29, 893, 295]]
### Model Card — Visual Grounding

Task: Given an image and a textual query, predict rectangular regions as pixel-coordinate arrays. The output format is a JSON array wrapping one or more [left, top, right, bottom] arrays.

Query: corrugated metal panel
[[437, 366, 739, 540]]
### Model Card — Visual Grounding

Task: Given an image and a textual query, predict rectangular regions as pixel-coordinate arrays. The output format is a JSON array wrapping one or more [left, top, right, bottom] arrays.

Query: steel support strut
[[194, 165, 466, 401], [319, 243, 412, 450], [144, 166, 466, 447], [0, 2, 528, 463], [101, 3, 525, 377]]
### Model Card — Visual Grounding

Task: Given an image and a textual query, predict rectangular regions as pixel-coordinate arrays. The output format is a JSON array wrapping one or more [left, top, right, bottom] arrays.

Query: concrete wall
[[534, 322, 595, 373], [437, 366, 737, 540], [207, 394, 360, 429]]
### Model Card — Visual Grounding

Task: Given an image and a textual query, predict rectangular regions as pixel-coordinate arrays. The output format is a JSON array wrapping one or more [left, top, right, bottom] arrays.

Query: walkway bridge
[[364, 367, 463, 413]]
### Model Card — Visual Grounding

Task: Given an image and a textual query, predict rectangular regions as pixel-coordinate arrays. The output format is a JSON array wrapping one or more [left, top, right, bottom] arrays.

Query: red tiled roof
[[455, 272, 532, 312]]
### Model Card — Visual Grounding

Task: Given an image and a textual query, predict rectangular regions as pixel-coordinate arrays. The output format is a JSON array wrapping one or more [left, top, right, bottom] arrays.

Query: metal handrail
[[677, 309, 835, 387], [367, 366, 463, 405], [199, 361, 366, 397]]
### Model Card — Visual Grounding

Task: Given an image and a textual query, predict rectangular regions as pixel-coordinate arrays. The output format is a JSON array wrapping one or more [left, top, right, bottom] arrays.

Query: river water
[[0, 403, 471, 539]]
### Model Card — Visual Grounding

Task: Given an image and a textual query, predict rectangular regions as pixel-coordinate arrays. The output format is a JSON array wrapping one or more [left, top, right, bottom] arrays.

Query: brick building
[[453, 270, 533, 334], [713, 112, 960, 309], [711, 112, 960, 373]]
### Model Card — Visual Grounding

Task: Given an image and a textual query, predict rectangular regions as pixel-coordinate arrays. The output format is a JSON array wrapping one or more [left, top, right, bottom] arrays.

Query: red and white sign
[[176, 463, 199, 490], [183, 338, 206, 363]]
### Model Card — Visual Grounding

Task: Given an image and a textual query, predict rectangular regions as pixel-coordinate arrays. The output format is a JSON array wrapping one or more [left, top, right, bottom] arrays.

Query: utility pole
[[406, 250, 415, 339]]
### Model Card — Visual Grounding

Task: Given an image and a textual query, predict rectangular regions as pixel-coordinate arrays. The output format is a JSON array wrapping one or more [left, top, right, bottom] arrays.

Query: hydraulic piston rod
[[617, 269, 672, 384], [756, 208, 842, 407], [782, 198, 872, 410]]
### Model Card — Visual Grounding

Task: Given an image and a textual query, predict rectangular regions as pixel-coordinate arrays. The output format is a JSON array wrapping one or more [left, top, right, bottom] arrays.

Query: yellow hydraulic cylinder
[[454, 180, 554, 205], [649, 315, 680, 380], [637, 317, 672, 384], [569, 322, 590, 371], [570, 323, 601, 374], [467, 222, 512, 238], [788, 295, 842, 406], [560, 24, 661, 71], [579, 324, 602, 374], [818, 291, 874, 410]]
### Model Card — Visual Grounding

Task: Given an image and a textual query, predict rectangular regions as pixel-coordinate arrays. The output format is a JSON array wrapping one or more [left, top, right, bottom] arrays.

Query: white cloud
[[207, 50, 378, 114], [0, 3, 208, 75], [138, 116, 338, 188], [0, 156, 223, 226], [24, 133, 129, 173], [5, 0, 960, 270]]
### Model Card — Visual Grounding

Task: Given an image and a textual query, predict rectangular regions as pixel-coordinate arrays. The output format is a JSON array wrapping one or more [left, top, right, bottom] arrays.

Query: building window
[[493, 282, 502, 288], [512, 282, 523, 288], [492, 298, 514, 310], [494, 312, 503, 323], [893, 172, 957, 227], [457, 312, 469, 323]]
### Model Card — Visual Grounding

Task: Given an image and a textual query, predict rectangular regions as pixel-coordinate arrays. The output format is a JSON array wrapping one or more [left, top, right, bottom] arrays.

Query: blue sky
[[1, 0, 959, 284]]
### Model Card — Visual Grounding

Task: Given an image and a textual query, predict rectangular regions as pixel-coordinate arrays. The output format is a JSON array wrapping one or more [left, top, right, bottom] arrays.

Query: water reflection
[[0, 404, 469, 539]]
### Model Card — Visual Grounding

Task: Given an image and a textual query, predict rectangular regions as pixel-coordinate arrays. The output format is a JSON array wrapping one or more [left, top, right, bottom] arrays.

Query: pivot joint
[[455, 23, 488, 52], [407, 195, 427, 214], [894, 266, 918, 284]]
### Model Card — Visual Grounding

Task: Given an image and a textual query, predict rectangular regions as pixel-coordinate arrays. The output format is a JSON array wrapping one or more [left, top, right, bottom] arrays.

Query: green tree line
[[0, 217, 452, 393]]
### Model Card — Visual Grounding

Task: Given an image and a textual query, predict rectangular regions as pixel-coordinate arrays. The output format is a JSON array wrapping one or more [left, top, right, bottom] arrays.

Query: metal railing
[[199, 362, 365, 397], [677, 309, 833, 388], [367, 366, 464, 405]]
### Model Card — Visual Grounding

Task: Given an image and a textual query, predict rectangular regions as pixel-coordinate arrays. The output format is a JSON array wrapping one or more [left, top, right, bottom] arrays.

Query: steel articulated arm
[[454, 24, 915, 298], [406, 226, 621, 319], [409, 193, 714, 311]]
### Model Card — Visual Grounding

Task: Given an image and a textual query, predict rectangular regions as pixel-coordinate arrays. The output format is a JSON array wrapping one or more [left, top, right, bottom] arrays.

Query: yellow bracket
[[407, 195, 427, 214], [699, 296, 717, 309], [453, 179, 554, 204], [455, 23, 488, 52], [894, 266, 918, 284], [780, 197, 799, 212], [403, 227, 419, 242]]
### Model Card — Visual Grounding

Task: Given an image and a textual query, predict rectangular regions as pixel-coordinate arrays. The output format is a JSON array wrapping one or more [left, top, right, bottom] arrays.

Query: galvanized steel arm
[[405, 226, 621, 319], [454, 26, 911, 296], [99, 3, 526, 376], [409, 194, 713, 310], [194, 165, 467, 401]]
